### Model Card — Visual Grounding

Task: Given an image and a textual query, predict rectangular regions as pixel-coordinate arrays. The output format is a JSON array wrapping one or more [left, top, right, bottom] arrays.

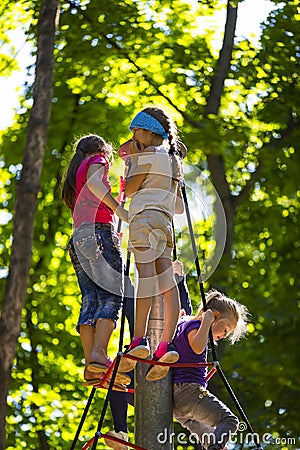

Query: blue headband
[[129, 111, 168, 139]]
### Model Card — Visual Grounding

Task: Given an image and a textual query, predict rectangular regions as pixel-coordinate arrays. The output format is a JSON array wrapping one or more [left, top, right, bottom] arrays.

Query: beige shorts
[[128, 209, 173, 263]]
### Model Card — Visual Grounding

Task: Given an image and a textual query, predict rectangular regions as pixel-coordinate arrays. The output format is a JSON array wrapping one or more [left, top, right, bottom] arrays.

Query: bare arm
[[124, 172, 148, 197], [188, 310, 215, 354], [124, 144, 152, 197], [175, 184, 184, 214], [87, 164, 128, 222]]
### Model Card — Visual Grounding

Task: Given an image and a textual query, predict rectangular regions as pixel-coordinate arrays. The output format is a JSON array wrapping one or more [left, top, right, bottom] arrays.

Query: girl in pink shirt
[[62, 134, 128, 385]]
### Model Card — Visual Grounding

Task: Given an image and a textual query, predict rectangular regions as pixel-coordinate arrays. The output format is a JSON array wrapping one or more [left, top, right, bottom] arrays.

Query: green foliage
[[0, 0, 32, 76], [1, 0, 299, 448]]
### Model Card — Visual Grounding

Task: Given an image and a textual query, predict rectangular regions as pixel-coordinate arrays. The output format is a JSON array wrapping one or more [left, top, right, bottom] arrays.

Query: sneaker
[[104, 431, 129, 450], [145, 342, 179, 382], [118, 336, 150, 372]]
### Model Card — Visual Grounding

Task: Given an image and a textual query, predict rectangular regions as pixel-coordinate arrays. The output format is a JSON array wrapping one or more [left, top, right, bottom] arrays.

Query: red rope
[[82, 437, 94, 450], [206, 367, 217, 381], [82, 355, 217, 449], [86, 358, 134, 391], [82, 434, 146, 450], [85, 366, 113, 389], [121, 353, 218, 368], [88, 355, 218, 391]]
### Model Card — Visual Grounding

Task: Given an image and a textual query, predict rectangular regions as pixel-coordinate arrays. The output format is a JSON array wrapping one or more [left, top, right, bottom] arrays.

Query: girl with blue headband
[[118, 106, 184, 381]]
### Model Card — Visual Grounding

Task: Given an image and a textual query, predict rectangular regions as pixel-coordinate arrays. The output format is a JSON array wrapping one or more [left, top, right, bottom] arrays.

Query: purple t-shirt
[[172, 318, 208, 388]]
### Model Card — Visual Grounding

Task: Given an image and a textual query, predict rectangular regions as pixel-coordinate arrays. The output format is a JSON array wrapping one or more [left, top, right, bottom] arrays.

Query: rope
[[69, 387, 96, 450], [89, 356, 217, 392], [180, 181, 216, 354], [121, 353, 217, 368], [181, 180, 262, 449], [91, 251, 132, 450], [72, 175, 262, 450], [70, 256, 132, 450], [82, 434, 146, 450], [171, 220, 177, 261], [79, 355, 216, 450]]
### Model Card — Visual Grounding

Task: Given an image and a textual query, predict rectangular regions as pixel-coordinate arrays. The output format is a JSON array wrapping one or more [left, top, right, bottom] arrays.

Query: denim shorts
[[68, 223, 124, 331]]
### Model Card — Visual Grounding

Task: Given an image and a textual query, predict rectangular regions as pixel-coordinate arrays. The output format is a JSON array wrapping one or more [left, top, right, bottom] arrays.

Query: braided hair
[[142, 107, 183, 181], [62, 134, 113, 210]]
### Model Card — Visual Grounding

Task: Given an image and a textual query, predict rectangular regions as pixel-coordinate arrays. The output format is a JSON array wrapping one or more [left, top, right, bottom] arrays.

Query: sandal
[[87, 358, 113, 373]]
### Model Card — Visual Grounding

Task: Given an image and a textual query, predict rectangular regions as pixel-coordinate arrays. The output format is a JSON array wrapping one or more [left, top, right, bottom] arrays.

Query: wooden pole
[[135, 295, 173, 450]]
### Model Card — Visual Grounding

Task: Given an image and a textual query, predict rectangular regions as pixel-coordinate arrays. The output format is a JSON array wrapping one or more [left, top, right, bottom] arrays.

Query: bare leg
[[89, 318, 115, 364], [144, 257, 180, 381], [134, 254, 156, 338], [160, 285, 180, 342], [80, 324, 97, 381], [156, 257, 180, 342], [134, 296, 152, 337], [79, 319, 115, 363], [79, 324, 95, 365]]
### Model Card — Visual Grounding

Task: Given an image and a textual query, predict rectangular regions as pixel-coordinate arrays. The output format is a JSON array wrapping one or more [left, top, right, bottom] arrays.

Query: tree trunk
[[205, 0, 238, 257], [205, 1, 237, 115], [0, 1, 59, 448]]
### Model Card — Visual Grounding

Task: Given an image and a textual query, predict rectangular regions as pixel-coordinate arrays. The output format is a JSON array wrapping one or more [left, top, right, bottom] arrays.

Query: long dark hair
[[142, 107, 183, 181], [62, 134, 113, 210]]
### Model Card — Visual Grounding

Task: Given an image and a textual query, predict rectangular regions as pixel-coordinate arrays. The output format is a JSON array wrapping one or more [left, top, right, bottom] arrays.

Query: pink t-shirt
[[72, 154, 115, 229]]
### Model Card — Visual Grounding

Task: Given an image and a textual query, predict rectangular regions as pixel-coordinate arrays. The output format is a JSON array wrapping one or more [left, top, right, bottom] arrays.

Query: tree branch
[[67, 0, 200, 127]]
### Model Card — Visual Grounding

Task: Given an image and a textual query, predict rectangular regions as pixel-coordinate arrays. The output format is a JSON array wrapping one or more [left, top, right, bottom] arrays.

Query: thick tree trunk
[[205, 1, 237, 115], [0, 1, 59, 448], [206, 153, 236, 256], [205, 1, 238, 257]]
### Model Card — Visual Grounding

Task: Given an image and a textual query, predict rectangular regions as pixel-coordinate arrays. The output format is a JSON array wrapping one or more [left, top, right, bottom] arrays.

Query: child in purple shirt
[[173, 289, 249, 450]]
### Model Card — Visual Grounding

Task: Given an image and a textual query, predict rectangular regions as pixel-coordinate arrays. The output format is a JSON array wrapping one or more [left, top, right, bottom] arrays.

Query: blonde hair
[[193, 289, 249, 344]]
